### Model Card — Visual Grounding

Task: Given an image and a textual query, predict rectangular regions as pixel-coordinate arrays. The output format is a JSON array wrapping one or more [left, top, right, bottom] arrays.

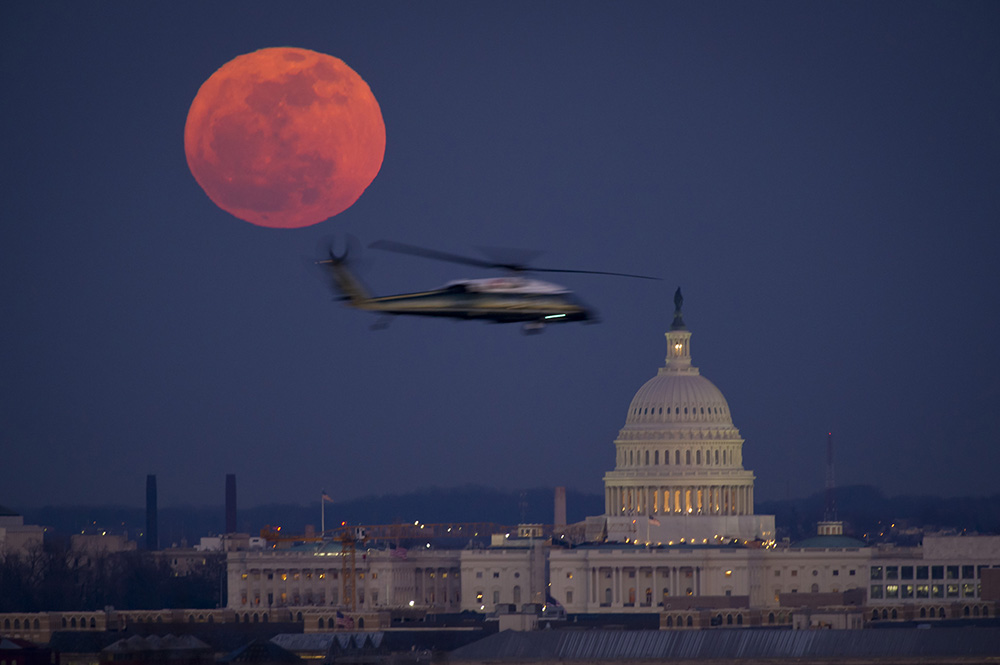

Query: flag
[[648, 514, 661, 526], [322, 490, 334, 503], [335, 610, 354, 630]]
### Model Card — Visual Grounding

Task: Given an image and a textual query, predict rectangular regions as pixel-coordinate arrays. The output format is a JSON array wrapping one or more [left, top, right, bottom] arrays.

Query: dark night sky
[[2, 2, 999, 510]]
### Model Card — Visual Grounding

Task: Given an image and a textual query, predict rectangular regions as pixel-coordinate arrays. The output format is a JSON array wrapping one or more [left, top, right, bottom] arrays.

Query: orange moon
[[184, 47, 385, 228]]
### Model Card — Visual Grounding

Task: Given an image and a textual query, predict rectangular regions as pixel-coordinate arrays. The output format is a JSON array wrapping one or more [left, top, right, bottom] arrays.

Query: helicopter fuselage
[[319, 256, 596, 326], [351, 277, 595, 324]]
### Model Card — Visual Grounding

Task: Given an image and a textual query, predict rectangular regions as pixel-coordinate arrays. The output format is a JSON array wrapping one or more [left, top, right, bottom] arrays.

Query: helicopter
[[317, 239, 659, 334]]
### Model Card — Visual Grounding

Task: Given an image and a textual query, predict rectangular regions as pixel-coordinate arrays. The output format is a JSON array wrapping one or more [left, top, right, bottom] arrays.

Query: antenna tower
[[824, 432, 837, 521]]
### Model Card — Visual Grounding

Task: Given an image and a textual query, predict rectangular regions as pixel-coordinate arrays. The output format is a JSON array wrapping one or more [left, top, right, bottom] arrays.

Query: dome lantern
[[663, 287, 694, 375]]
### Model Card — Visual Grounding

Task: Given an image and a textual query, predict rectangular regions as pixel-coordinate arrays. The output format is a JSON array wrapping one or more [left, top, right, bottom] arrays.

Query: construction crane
[[259, 522, 368, 612], [339, 525, 360, 612]]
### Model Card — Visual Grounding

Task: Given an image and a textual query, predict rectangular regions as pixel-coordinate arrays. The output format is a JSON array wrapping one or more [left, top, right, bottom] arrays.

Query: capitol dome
[[625, 373, 733, 427], [620, 289, 738, 433], [601, 289, 773, 544]]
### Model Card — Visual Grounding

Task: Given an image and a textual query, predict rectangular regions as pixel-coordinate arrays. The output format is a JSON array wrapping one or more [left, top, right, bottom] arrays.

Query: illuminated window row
[[869, 583, 977, 599]]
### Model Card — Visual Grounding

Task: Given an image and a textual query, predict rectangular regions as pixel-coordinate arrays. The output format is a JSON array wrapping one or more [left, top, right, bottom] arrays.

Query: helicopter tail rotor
[[320, 234, 362, 264], [315, 236, 373, 307]]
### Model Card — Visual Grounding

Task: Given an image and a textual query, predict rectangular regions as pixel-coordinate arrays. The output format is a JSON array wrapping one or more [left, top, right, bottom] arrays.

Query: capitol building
[[224, 293, 1000, 630], [599, 290, 773, 547]]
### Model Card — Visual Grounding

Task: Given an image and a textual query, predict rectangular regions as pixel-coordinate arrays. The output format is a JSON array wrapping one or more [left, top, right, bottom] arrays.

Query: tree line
[[0, 541, 223, 612]]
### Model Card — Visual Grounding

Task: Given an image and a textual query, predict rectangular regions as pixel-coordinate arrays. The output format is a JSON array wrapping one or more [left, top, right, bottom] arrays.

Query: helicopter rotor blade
[[369, 240, 507, 270], [369, 238, 660, 280], [528, 267, 660, 280]]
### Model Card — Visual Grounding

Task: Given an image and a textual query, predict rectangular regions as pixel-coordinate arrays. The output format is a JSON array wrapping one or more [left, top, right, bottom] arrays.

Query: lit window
[[566, 572, 573, 579]]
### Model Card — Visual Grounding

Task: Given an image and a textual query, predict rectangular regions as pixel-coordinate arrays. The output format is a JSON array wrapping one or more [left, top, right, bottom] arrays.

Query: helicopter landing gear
[[522, 322, 546, 335]]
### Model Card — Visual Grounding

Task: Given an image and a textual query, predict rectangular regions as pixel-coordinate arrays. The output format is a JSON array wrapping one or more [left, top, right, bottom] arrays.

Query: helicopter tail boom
[[317, 249, 374, 309]]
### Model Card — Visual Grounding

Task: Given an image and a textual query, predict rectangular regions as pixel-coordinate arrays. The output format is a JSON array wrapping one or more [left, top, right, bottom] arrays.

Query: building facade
[[226, 545, 463, 616], [219, 296, 999, 629]]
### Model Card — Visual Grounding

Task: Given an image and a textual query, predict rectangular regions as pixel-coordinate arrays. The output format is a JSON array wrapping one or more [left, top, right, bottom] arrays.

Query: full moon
[[184, 47, 385, 228]]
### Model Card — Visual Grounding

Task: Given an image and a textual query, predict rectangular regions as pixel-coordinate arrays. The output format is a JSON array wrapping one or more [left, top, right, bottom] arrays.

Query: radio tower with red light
[[817, 432, 843, 536]]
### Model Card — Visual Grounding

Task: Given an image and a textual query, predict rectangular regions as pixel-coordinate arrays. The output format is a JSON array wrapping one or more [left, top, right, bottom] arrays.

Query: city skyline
[[3, 2, 999, 509]]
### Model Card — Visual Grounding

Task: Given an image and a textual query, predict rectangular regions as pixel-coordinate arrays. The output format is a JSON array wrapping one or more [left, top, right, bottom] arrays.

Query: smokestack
[[554, 486, 567, 529], [225, 473, 237, 534], [145, 474, 158, 550]]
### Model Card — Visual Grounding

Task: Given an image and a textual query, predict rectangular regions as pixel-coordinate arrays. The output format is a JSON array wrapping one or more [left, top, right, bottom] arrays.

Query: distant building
[[0, 507, 44, 557], [70, 533, 137, 557]]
